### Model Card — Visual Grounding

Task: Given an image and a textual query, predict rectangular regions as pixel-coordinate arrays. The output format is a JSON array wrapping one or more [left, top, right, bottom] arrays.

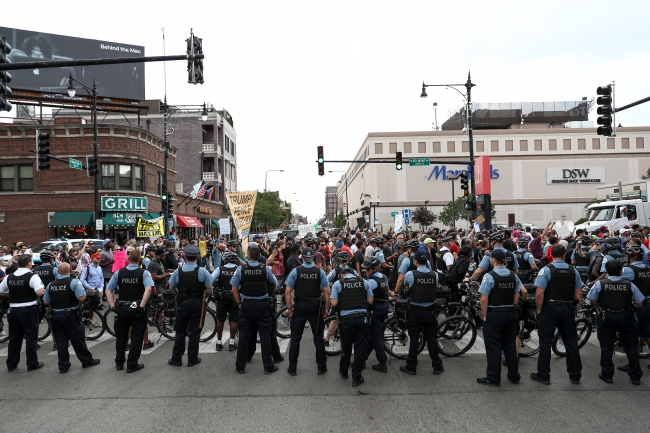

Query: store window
[[1, 165, 33, 192], [101, 163, 144, 191]]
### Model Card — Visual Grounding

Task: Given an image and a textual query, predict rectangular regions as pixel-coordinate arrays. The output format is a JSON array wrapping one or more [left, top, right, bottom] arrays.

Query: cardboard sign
[[474, 215, 486, 224], [553, 221, 575, 240], [608, 217, 629, 235], [112, 250, 126, 272], [226, 191, 258, 250], [394, 215, 404, 233], [219, 218, 231, 235]]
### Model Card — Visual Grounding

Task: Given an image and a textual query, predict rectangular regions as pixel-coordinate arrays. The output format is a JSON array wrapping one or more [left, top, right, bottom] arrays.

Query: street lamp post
[[447, 173, 461, 228], [67, 75, 99, 236], [329, 170, 349, 227], [433, 103, 438, 131], [265, 169, 284, 192]]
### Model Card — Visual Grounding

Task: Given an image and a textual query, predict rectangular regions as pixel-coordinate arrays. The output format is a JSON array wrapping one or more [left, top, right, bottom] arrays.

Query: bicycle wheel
[[103, 308, 117, 337], [37, 315, 51, 341], [275, 306, 291, 339], [199, 307, 218, 342], [551, 318, 591, 357], [323, 315, 342, 356], [84, 309, 106, 340], [639, 338, 650, 359], [437, 315, 476, 357], [518, 326, 540, 357], [0, 313, 8, 343], [383, 316, 419, 359]]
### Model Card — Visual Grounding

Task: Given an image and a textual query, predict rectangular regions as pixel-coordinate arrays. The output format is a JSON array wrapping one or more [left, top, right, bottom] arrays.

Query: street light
[[447, 172, 461, 228], [329, 170, 349, 228], [284, 192, 297, 205], [432, 102, 438, 131], [265, 169, 284, 192], [201, 102, 208, 121], [67, 73, 100, 238]]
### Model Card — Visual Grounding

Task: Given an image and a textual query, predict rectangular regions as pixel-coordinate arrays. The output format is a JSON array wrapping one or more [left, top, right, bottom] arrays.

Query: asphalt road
[[1, 325, 649, 433]]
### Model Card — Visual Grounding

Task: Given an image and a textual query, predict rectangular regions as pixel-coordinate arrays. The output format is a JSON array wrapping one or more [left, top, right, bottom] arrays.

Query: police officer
[[587, 259, 644, 385], [226, 239, 245, 264], [476, 250, 523, 386], [466, 232, 518, 283], [361, 256, 390, 373], [330, 266, 373, 387], [531, 244, 583, 385], [434, 236, 455, 286], [327, 251, 357, 285], [43, 262, 100, 373], [571, 236, 596, 281], [599, 236, 628, 275], [167, 245, 213, 367], [400, 250, 444, 376], [231, 245, 279, 374], [373, 237, 392, 275], [211, 251, 241, 352], [514, 238, 537, 285], [284, 247, 330, 376], [393, 239, 428, 298], [106, 249, 154, 373], [32, 250, 59, 287], [0, 254, 45, 372]]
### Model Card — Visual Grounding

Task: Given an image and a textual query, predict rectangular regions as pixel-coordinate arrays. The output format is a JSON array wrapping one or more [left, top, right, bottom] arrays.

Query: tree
[[412, 205, 437, 228], [251, 191, 285, 229], [438, 196, 496, 227], [334, 209, 346, 229]]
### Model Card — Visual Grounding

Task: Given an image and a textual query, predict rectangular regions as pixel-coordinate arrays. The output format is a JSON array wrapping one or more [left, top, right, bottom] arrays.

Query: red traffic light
[[596, 85, 612, 96]]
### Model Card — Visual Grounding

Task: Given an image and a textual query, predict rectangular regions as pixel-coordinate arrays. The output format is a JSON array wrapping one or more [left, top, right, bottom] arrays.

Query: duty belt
[[373, 299, 388, 303], [242, 298, 267, 302], [118, 300, 142, 306], [340, 311, 367, 320], [295, 297, 322, 302], [545, 300, 574, 307], [603, 308, 632, 313], [488, 306, 515, 312]]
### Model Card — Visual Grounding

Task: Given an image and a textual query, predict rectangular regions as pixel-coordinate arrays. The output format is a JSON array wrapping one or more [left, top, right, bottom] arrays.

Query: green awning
[[144, 212, 161, 219], [48, 212, 94, 228], [211, 219, 220, 227], [103, 212, 148, 227]]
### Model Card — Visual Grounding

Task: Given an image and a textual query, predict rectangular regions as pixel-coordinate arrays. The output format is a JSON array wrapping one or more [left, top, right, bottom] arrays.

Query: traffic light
[[396, 152, 403, 170], [186, 31, 204, 85], [161, 184, 168, 201], [86, 156, 98, 177], [0, 38, 12, 113], [167, 193, 174, 216], [35, 130, 51, 171], [596, 85, 613, 137], [317, 146, 324, 176], [459, 170, 469, 196]]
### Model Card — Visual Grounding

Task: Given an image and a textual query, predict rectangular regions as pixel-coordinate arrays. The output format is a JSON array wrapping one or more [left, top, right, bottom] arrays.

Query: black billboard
[[0, 27, 145, 100]]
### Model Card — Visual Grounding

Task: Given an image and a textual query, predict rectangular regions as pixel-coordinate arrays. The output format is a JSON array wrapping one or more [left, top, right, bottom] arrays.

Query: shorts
[[635, 301, 650, 339], [216, 295, 239, 323]]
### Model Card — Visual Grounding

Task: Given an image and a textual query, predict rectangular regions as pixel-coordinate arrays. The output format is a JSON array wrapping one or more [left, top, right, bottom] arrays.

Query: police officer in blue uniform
[[32, 250, 59, 287], [476, 249, 523, 386], [167, 245, 213, 367], [330, 266, 374, 386], [467, 232, 518, 283], [531, 244, 583, 385], [400, 250, 444, 376], [211, 251, 241, 352], [600, 236, 628, 274], [571, 236, 596, 281], [361, 257, 390, 373], [284, 247, 330, 376], [588, 259, 644, 385], [327, 252, 357, 284], [393, 239, 429, 298], [374, 237, 392, 275], [43, 262, 100, 373], [0, 255, 45, 372], [106, 249, 154, 373], [231, 245, 279, 374], [621, 245, 650, 371], [514, 238, 537, 285]]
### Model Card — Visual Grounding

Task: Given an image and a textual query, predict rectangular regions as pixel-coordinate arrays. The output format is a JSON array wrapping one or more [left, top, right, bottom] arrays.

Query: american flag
[[196, 184, 207, 198]]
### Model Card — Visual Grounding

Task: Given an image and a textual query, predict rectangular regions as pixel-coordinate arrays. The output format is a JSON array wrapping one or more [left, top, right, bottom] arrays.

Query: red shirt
[[450, 243, 459, 254], [341, 245, 352, 256]]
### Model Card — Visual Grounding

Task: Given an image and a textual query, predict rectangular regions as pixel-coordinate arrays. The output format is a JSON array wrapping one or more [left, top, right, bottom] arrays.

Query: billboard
[[0, 27, 145, 100]]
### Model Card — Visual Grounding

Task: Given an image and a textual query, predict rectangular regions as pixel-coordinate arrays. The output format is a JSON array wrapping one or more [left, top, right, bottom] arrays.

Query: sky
[[4, 0, 650, 223]]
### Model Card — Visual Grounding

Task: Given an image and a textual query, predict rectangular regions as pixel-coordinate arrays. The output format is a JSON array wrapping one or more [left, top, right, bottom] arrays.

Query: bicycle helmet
[[39, 250, 54, 261], [304, 237, 317, 246], [627, 245, 644, 257], [578, 236, 592, 244], [375, 237, 385, 244], [337, 251, 351, 262], [604, 237, 620, 250], [223, 251, 241, 264], [489, 232, 504, 243], [406, 239, 419, 249], [226, 240, 238, 247], [361, 257, 381, 270], [517, 238, 530, 247], [339, 266, 355, 275], [631, 231, 643, 238]]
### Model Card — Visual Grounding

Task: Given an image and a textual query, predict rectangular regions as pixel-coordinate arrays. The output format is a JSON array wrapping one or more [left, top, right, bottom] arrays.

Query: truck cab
[[577, 199, 649, 232]]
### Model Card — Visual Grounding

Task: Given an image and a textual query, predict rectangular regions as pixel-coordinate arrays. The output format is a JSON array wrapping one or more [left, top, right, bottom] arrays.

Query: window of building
[[491, 140, 499, 152], [592, 138, 600, 149], [607, 138, 615, 149], [622, 138, 629, 149], [447, 141, 455, 152], [462, 141, 469, 152], [134, 166, 143, 191], [505, 140, 513, 151], [432, 142, 440, 153], [476, 141, 484, 152], [0, 165, 33, 192], [119, 165, 132, 190], [157, 172, 164, 194], [520, 140, 528, 151], [549, 139, 557, 151], [101, 163, 144, 191], [389, 142, 397, 154], [418, 142, 427, 153], [231, 141, 236, 156], [404, 142, 412, 153], [102, 164, 116, 189], [375, 143, 383, 154], [563, 139, 571, 151], [534, 140, 542, 151], [637, 137, 645, 149], [578, 139, 586, 150]]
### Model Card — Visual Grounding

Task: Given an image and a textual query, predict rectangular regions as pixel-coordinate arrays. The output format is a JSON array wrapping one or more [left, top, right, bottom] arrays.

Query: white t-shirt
[[0, 268, 45, 307]]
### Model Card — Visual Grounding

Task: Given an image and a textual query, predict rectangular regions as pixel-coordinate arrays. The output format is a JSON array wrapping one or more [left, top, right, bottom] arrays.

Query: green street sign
[[409, 157, 430, 167], [391, 212, 398, 217], [69, 158, 83, 170]]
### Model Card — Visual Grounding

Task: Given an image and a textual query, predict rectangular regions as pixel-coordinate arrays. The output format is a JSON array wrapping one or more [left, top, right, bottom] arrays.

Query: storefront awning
[[176, 216, 204, 228], [48, 212, 94, 228], [103, 212, 148, 227], [145, 212, 161, 219], [211, 219, 220, 227]]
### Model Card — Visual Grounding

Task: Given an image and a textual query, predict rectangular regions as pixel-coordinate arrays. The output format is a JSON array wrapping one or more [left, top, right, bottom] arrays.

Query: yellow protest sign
[[136, 216, 165, 238], [225, 191, 257, 250]]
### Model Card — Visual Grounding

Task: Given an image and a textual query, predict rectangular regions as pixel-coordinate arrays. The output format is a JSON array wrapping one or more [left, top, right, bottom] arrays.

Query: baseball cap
[[413, 250, 428, 263], [253, 234, 262, 240], [301, 247, 315, 261], [619, 228, 629, 234], [423, 238, 435, 245], [90, 253, 101, 259], [154, 247, 167, 256], [490, 249, 506, 261]]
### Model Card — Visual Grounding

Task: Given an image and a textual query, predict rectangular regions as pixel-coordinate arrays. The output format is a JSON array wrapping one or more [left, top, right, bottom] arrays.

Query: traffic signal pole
[[0, 53, 204, 72]]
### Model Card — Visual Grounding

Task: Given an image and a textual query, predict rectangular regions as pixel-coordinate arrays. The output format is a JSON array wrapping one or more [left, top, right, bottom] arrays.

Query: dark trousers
[[289, 300, 326, 370], [114, 305, 147, 369], [246, 299, 282, 362], [171, 298, 202, 363], [406, 305, 443, 372], [365, 301, 388, 365], [483, 310, 520, 384], [339, 316, 369, 382], [52, 312, 94, 371], [597, 312, 643, 381], [237, 300, 274, 372], [536, 304, 582, 382], [6, 306, 40, 370]]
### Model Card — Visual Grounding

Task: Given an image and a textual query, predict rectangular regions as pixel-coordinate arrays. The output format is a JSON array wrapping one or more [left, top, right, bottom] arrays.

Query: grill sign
[[546, 168, 605, 184]]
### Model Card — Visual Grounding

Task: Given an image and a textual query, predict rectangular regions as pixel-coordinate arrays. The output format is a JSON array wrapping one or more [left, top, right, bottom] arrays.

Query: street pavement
[[1, 325, 649, 433]]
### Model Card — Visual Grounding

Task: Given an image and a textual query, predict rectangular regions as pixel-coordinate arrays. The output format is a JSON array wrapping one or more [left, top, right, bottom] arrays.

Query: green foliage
[[412, 205, 437, 227], [574, 217, 587, 225], [334, 209, 347, 229], [251, 191, 285, 229], [438, 196, 496, 227]]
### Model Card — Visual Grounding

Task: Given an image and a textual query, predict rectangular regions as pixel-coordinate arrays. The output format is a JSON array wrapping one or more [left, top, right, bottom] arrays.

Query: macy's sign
[[426, 165, 500, 181]]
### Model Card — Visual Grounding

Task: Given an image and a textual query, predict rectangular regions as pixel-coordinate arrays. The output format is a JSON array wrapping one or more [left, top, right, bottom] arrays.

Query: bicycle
[[79, 291, 106, 340], [382, 298, 426, 359], [436, 283, 479, 357]]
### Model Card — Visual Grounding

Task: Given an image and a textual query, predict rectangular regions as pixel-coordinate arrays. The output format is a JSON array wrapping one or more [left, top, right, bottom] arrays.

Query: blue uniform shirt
[[516, 248, 535, 266], [398, 256, 431, 275], [478, 266, 521, 304], [404, 265, 437, 307], [43, 274, 86, 311], [330, 273, 373, 315], [38, 263, 60, 278], [364, 272, 387, 291], [169, 262, 214, 288], [210, 263, 237, 282], [534, 260, 582, 291], [571, 248, 597, 270], [587, 275, 645, 304], [478, 246, 519, 271], [327, 266, 358, 283], [374, 247, 386, 264], [106, 264, 155, 292], [600, 253, 626, 273], [642, 245, 650, 266], [142, 255, 152, 270], [622, 261, 648, 282], [230, 260, 277, 299], [284, 262, 329, 289]]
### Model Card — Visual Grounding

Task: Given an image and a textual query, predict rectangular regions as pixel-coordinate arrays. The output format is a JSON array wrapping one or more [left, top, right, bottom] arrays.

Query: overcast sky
[[5, 0, 650, 223]]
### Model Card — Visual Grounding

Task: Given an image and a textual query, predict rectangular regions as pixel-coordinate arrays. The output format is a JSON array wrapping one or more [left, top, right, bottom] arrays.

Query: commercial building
[[325, 186, 338, 221], [337, 102, 650, 230]]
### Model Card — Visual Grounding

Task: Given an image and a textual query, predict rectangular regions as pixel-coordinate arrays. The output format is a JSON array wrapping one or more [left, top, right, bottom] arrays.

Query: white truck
[[576, 180, 650, 232]]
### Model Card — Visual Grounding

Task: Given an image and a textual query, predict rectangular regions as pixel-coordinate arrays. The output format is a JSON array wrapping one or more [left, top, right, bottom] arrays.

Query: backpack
[[445, 257, 467, 286]]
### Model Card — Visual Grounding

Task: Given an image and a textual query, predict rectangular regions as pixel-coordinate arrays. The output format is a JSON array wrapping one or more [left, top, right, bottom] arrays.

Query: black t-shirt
[[147, 259, 166, 290], [164, 254, 179, 270], [352, 250, 366, 270], [502, 239, 517, 252]]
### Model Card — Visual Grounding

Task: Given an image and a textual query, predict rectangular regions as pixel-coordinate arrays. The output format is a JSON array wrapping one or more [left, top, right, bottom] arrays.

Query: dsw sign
[[546, 167, 605, 185]]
